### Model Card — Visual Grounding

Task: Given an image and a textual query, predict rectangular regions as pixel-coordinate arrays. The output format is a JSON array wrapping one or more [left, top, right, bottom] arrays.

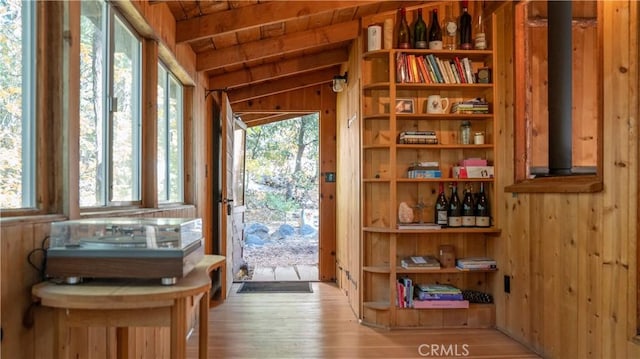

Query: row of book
[[396, 53, 479, 85]]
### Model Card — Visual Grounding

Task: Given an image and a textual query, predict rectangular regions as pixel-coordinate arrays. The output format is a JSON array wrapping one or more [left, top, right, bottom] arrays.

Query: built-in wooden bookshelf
[[360, 3, 500, 329]]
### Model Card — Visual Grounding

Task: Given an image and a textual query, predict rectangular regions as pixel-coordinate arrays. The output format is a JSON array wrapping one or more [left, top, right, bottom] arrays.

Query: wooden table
[[32, 255, 225, 359]]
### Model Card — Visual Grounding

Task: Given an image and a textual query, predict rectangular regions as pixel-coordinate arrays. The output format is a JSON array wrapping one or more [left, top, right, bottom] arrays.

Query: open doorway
[[236, 113, 320, 281]]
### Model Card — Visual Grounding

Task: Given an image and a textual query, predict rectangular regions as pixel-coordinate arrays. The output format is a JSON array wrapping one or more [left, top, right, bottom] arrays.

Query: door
[[220, 93, 245, 296]]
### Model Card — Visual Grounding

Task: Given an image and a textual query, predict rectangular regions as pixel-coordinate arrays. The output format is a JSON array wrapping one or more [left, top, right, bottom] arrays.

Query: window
[[0, 0, 36, 209], [507, 0, 603, 193], [79, 0, 142, 207], [157, 63, 183, 203]]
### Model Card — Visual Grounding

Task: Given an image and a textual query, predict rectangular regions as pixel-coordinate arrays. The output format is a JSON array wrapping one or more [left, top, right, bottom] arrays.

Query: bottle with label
[[413, 8, 427, 49], [475, 182, 491, 227], [434, 182, 449, 226], [462, 185, 476, 227], [474, 14, 486, 50], [428, 9, 443, 50], [443, 4, 457, 50], [397, 7, 411, 49], [459, 1, 472, 50], [447, 183, 462, 227]]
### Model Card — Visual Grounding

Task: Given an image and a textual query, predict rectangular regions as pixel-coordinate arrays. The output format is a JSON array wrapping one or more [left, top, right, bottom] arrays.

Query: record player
[[46, 218, 204, 285]]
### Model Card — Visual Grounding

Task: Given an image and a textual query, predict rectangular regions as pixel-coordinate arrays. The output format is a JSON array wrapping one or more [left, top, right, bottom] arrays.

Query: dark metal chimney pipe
[[547, 0, 573, 175]]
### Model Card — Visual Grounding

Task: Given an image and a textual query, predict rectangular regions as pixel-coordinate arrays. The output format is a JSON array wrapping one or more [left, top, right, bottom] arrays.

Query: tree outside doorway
[[238, 113, 319, 281]]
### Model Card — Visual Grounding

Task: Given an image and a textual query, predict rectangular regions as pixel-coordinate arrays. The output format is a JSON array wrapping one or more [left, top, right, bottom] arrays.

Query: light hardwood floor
[[186, 282, 540, 358]]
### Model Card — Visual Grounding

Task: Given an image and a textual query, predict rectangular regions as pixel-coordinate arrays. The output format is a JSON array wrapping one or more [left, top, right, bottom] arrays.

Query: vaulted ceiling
[[164, 0, 427, 126]]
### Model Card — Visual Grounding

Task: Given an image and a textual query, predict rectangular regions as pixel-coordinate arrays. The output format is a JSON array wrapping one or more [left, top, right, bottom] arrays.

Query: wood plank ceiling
[[165, 0, 427, 126]]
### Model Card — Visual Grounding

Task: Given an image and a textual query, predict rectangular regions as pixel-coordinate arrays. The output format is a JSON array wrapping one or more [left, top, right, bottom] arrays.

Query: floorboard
[[186, 282, 540, 358]]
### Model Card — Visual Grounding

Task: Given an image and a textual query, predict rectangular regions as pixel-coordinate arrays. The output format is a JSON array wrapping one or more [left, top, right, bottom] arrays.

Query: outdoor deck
[[251, 264, 318, 281]]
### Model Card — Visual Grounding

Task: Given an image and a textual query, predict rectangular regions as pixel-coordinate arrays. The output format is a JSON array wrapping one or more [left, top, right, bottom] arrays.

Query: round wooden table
[[32, 255, 225, 359]]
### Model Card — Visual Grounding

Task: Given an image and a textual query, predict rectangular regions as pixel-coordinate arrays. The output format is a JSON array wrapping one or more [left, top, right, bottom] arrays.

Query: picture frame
[[395, 98, 415, 114]]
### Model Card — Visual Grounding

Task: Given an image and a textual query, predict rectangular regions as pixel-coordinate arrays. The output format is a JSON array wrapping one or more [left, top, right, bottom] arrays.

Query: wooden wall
[[490, 2, 640, 358], [335, 37, 362, 313]]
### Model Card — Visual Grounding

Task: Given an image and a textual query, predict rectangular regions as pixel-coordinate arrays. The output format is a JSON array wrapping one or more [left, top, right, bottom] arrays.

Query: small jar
[[474, 132, 485, 145], [460, 121, 471, 144]]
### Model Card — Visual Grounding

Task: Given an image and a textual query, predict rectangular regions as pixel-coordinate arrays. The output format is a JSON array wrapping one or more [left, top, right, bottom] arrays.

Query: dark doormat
[[237, 281, 313, 293]]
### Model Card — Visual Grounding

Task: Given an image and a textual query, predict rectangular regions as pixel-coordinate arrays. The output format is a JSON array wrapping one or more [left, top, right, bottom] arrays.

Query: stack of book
[[406, 160, 441, 179], [398, 131, 438, 144], [456, 257, 497, 271], [400, 255, 441, 269], [407, 166, 442, 179], [451, 98, 490, 114], [413, 284, 469, 308], [396, 277, 414, 308]]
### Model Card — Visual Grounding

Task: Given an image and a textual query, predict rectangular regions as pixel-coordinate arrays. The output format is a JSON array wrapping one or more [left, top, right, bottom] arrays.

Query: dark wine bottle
[[428, 9, 443, 50], [447, 183, 462, 227], [413, 8, 427, 49], [397, 7, 411, 49], [475, 182, 491, 227], [459, 1, 472, 50], [434, 182, 449, 226], [462, 185, 476, 227]]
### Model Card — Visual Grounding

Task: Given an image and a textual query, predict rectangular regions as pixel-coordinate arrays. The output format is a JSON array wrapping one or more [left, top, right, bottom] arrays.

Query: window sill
[[505, 175, 603, 193]]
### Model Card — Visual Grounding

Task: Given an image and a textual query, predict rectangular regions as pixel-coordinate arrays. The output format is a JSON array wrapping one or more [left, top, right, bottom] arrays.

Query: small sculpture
[[398, 202, 415, 224]]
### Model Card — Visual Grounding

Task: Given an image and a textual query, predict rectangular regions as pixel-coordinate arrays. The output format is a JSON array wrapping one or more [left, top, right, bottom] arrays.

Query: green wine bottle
[[413, 8, 427, 49]]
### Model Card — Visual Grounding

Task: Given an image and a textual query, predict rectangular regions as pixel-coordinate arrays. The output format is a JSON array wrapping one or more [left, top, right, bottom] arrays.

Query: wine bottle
[[413, 8, 427, 49], [428, 9, 443, 50], [447, 183, 462, 227], [397, 7, 411, 49], [459, 1, 472, 50], [434, 182, 449, 226], [475, 182, 491, 227], [443, 4, 457, 50], [462, 185, 476, 227]]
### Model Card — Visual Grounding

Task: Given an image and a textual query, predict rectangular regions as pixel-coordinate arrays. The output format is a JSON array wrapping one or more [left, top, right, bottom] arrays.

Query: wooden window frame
[[505, 1, 604, 194]]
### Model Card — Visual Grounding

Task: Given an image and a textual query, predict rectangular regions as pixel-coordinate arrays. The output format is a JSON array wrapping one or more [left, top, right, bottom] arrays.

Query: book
[[400, 255, 440, 269], [456, 257, 497, 265], [413, 300, 469, 309], [397, 223, 442, 230], [415, 291, 464, 301], [407, 169, 442, 178], [416, 283, 461, 293], [456, 257, 497, 270]]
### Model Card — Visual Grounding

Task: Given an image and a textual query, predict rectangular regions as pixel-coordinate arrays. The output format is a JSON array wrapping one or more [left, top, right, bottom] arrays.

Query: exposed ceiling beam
[[232, 86, 325, 113], [241, 113, 308, 128], [227, 66, 338, 104], [209, 48, 348, 90], [196, 20, 359, 72], [176, 1, 374, 44]]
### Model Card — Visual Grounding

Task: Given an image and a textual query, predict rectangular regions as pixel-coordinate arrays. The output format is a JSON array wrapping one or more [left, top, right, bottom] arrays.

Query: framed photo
[[395, 98, 415, 114]]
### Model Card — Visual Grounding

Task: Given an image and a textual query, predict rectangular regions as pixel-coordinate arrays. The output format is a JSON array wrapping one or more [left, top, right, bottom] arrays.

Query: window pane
[[157, 64, 168, 200], [0, 0, 35, 209], [167, 75, 182, 202], [111, 16, 141, 202], [79, 0, 106, 207]]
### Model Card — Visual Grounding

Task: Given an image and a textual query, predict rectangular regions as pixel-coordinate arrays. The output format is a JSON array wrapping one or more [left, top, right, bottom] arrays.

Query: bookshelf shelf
[[364, 266, 391, 274]]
